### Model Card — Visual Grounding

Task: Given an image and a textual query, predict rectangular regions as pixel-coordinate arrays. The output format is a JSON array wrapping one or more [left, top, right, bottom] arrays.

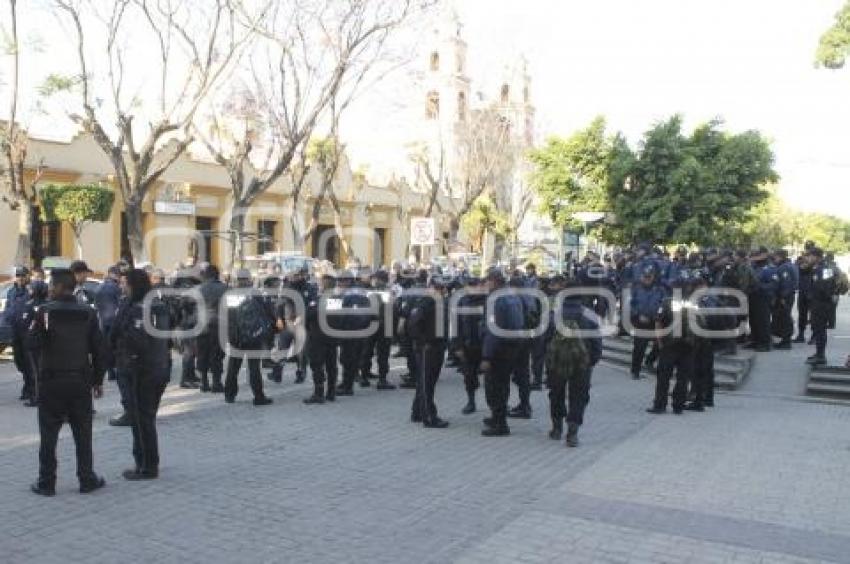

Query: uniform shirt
[[775, 260, 799, 299]]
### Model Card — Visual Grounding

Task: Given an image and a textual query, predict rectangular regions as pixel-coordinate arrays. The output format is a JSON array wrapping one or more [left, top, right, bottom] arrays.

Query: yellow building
[[1, 131, 462, 275]]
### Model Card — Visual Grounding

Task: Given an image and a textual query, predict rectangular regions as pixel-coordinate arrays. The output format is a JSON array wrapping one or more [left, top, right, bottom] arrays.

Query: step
[[806, 381, 850, 397], [599, 349, 745, 389], [603, 338, 754, 366], [807, 366, 850, 396]]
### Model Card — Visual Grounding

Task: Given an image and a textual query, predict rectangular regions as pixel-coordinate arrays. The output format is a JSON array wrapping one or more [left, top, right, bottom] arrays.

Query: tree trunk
[[14, 202, 34, 267], [230, 212, 246, 268], [481, 228, 489, 270], [124, 200, 147, 265], [73, 225, 84, 259]]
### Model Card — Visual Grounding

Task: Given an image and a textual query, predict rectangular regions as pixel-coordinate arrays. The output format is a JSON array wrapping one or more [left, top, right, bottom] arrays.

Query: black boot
[[549, 417, 563, 440], [461, 395, 476, 415], [211, 374, 224, 394], [304, 383, 325, 404], [565, 423, 579, 447], [507, 404, 532, 419], [376, 377, 396, 390], [200, 374, 210, 393], [792, 334, 805, 343]]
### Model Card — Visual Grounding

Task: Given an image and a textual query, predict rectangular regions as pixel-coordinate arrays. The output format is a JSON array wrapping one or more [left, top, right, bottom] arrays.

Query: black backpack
[[234, 297, 274, 349]]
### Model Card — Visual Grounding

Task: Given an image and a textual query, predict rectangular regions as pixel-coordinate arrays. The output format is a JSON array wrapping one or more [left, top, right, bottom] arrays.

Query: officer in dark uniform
[[12, 279, 48, 407], [454, 277, 486, 415], [7, 266, 32, 402], [396, 269, 426, 389], [794, 241, 816, 342], [110, 269, 172, 480], [223, 269, 278, 406], [685, 272, 719, 411], [171, 269, 203, 388], [28, 268, 107, 496], [772, 249, 798, 349], [335, 270, 372, 396], [647, 276, 697, 415], [287, 266, 315, 384], [629, 264, 665, 380], [805, 248, 836, 366], [408, 276, 449, 428], [361, 270, 396, 390], [69, 260, 95, 305], [748, 247, 776, 352], [480, 268, 524, 437], [196, 264, 227, 393], [303, 274, 338, 404]]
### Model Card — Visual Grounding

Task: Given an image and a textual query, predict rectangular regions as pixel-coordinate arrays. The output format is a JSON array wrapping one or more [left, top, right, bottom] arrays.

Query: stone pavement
[[0, 302, 849, 563]]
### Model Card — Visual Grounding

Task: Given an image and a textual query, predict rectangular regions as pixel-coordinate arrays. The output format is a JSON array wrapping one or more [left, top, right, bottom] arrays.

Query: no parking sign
[[410, 217, 435, 246]]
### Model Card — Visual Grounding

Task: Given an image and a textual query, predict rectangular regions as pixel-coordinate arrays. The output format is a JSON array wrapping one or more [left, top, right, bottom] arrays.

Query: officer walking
[[27, 268, 107, 496]]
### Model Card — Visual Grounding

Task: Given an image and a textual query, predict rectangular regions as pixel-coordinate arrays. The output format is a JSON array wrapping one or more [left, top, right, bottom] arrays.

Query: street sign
[[154, 201, 196, 215], [410, 217, 436, 246]]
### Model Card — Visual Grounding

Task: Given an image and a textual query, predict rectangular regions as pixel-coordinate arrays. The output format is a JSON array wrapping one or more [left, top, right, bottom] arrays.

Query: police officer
[[647, 276, 696, 415], [171, 268, 203, 389], [110, 269, 171, 480], [335, 270, 372, 396], [12, 279, 48, 407], [303, 274, 339, 404], [197, 264, 227, 393], [480, 268, 524, 437], [361, 270, 396, 390], [546, 278, 602, 447], [629, 263, 667, 380], [95, 266, 122, 383], [686, 272, 719, 411], [772, 249, 798, 349], [7, 266, 32, 402], [69, 260, 95, 305], [286, 266, 315, 384], [507, 272, 538, 419], [748, 247, 777, 352], [223, 269, 278, 406], [396, 269, 426, 389], [408, 276, 449, 428], [805, 248, 836, 366], [28, 268, 107, 496], [454, 277, 486, 414], [794, 246, 814, 343]]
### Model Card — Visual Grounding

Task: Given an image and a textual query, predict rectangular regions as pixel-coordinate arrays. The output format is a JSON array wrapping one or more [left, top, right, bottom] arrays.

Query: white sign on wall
[[154, 201, 196, 216], [410, 217, 436, 246]]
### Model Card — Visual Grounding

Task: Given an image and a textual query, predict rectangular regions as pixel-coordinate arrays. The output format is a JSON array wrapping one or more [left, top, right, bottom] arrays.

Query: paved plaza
[[1, 304, 849, 563]]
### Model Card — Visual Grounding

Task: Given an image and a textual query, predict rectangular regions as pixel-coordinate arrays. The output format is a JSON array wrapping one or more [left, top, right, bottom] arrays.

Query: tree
[[528, 116, 619, 233], [39, 183, 115, 258], [461, 194, 510, 268], [816, 1, 850, 68], [606, 116, 778, 245], [0, 0, 45, 266], [49, 0, 257, 264], [197, 0, 426, 262]]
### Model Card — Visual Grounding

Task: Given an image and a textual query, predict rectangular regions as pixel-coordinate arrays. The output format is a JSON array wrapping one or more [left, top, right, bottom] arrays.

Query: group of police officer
[[4, 238, 846, 495]]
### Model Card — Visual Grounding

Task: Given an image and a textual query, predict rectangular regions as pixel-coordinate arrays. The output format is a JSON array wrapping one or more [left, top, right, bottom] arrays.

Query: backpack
[[835, 268, 849, 296], [406, 299, 433, 342], [544, 319, 589, 381], [234, 297, 274, 349]]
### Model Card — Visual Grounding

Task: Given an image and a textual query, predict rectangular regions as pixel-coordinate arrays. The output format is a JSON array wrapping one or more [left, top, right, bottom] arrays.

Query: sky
[[3, 0, 850, 219], [449, 0, 850, 218]]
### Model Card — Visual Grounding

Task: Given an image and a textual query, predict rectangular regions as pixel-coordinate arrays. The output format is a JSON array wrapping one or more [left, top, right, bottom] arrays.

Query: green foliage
[[37, 73, 82, 97], [816, 1, 850, 69], [528, 117, 617, 231], [39, 183, 115, 226], [606, 116, 778, 245], [461, 195, 510, 252]]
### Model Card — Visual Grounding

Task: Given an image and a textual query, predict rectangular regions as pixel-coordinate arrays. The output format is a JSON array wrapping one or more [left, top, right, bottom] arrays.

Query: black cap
[[14, 265, 30, 277], [69, 260, 92, 274]]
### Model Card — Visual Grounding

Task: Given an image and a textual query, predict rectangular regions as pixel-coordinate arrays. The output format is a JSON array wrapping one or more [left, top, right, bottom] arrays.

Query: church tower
[[419, 5, 472, 174], [495, 56, 535, 148]]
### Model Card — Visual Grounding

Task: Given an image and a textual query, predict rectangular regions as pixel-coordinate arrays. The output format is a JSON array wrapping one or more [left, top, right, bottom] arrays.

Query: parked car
[[244, 253, 317, 280]]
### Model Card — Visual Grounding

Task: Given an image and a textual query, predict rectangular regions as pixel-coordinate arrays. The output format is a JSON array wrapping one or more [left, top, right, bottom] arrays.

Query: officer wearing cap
[[223, 269, 278, 406], [27, 268, 107, 496], [805, 247, 835, 366], [197, 264, 227, 393], [772, 249, 798, 349], [629, 263, 666, 380], [7, 266, 31, 402], [69, 260, 95, 306], [334, 270, 372, 396], [361, 270, 396, 390], [303, 274, 339, 404], [408, 275, 449, 428], [747, 246, 776, 352]]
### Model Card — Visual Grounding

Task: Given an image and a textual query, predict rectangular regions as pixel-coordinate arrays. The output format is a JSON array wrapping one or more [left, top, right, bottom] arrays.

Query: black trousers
[[128, 377, 167, 472], [224, 356, 265, 400], [797, 292, 810, 336], [179, 338, 197, 384], [196, 327, 224, 383], [654, 341, 693, 410], [548, 366, 592, 426], [772, 296, 795, 342], [309, 340, 338, 398], [462, 346, 482, 395], [13, 334, 35, 398], [511, 340, 532, 407], [361, 335, 391, 378], [691, 339, 715, 405], [631, 337, 652, 375], [411, 341, 445, 420], [484, 350, 518, 426], [749, 293, 771, 347], [811, 303, 830, 357], [530, 335, 546, 385], [37, 378, 97, 487], [340, 340, 363, 389]]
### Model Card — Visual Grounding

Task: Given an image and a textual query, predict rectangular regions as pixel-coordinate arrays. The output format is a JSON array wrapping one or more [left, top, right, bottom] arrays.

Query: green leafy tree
[[607, 116, 778, 245], [461, 195, 510, 268], [39, 183, 115, 259], [816, 1, 850, 68], [528, 117, 618, 231]]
